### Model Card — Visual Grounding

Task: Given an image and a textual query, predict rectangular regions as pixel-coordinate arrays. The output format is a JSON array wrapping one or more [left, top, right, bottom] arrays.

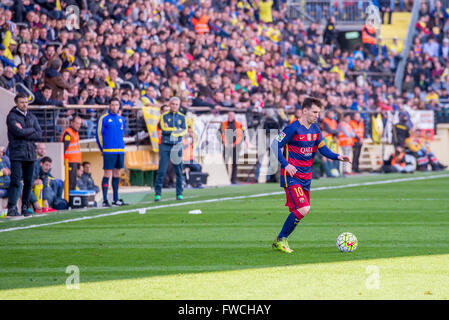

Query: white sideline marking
[[1, 174, 448, 233]]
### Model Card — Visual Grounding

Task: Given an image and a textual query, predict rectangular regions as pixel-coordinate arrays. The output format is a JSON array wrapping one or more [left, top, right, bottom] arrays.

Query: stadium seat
[[125, 150, 158, 186]]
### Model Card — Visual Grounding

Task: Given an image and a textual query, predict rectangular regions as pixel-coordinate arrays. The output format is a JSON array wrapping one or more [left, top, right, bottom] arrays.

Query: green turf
[[0, 171, 448, 299]]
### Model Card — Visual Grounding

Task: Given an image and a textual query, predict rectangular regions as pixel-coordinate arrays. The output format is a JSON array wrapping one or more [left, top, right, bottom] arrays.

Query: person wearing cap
[[154, 97, 187, 201]]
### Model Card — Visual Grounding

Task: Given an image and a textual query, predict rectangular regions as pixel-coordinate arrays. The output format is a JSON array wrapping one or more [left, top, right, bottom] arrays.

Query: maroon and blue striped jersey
[[272, 119, 340, 190]]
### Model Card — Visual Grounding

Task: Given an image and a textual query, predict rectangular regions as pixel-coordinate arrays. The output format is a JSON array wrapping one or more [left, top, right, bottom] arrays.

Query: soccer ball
[[336, 232, 358, 252]]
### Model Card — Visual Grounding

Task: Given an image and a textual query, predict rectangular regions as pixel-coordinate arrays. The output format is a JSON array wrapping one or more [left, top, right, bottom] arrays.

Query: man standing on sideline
[[6, 92, 42, 219], [220, 111, 244, 184], [338, 113, 356, 175], [96, 98, 127, 207], [154, 97, 187, 201], [349, 112, 365, 173], [61, 116, 82, 190]]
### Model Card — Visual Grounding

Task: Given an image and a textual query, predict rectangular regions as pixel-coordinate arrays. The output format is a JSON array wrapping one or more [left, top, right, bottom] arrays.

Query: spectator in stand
[[379, 0, 392, 25], [44, 58, 71, 103]]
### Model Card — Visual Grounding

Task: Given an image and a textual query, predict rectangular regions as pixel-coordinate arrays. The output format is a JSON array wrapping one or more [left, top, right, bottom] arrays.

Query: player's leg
[[154, 144, 171, 201], [20, 161, 35, 216], [102, 153, 114, 206], [273, 185, 311, 253], [111, 154, 127, 206]]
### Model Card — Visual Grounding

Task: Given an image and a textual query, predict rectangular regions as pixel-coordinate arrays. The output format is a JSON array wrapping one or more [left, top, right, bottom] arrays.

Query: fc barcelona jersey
[[272, 119, 339, 191]]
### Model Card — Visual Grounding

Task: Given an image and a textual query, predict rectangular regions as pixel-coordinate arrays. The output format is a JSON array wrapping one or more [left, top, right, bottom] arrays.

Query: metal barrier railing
[[14, 83, 35, 103], [28, 105, 147, 143], [287, 0, 372, 25]]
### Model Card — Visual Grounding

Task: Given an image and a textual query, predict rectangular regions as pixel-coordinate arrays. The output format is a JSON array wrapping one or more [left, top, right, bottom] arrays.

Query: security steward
[[220, 111, 244, 184], [154, 97, 187, 201], [6, 92, 42, 218], [61, 115, 82, 190], [349, 112, 365, 173], [362, 19, 377, 52]]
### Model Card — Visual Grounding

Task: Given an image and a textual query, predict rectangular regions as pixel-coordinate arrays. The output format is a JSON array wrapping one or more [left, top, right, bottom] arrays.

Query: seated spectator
[[0, 146, 11, 216], [405, 130, 447, 171], [382, 146, 416, 173], [34, 85, 64, 106], [30, 156, 68, 213], [78, 161, 100, 193]]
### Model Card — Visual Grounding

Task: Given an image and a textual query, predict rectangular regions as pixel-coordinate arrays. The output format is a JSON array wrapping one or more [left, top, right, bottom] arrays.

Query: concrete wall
[[431, 123, 449, 166], [0, 88, 15, 148]]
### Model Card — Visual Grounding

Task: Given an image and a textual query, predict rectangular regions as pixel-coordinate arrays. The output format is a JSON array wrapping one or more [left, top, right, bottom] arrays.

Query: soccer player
[[96, 98, 127, 207], [271, 97, 351, 253]]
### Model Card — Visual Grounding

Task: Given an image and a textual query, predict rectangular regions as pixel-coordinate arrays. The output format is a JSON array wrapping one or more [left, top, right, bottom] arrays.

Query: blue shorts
[[103, 153, 125, 170]]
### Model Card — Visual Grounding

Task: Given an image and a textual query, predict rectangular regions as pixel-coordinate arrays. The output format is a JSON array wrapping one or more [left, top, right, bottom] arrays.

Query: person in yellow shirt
[[258, 0, 273, 24]]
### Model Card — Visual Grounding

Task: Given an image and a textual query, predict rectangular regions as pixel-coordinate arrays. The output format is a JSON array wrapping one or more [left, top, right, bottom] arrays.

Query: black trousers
[[68, 162, 79, 190], [8, 160, 35, 209], [352, 143, 363, 173], [223, 144, 240, 184]]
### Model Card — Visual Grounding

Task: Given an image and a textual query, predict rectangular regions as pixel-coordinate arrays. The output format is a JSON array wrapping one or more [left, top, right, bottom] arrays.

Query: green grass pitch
[[0, 171, 448, 299]]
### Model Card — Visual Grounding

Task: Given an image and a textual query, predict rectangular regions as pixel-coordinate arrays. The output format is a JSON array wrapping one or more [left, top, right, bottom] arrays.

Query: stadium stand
[[0, 0, 448, 213]]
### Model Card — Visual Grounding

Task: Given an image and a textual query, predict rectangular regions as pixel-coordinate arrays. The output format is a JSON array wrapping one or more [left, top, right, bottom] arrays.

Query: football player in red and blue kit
[[271, 97, 351, 253]]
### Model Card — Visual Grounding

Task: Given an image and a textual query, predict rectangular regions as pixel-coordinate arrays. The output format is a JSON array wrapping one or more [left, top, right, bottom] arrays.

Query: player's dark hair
[[14, 92, 29, 103], [82, 161, 91, 166], [109, 97, 121, 107], [40, 156, 52, 164], [302, 97, 322, 110]]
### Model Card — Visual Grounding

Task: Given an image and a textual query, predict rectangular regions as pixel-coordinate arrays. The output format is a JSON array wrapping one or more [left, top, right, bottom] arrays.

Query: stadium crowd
[[0, 0, 447, 216], [402, 0, 449, 123]]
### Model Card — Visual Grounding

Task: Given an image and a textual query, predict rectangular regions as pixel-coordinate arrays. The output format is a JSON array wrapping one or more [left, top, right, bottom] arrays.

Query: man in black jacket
[[6, 92, 42, 218]]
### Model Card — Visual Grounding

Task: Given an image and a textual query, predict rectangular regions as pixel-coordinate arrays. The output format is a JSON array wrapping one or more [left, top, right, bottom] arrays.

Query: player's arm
[[316, 135, 351, 163], [172, 115, 187, 138], [63, 132, 71, 152], [159, 113, 177, 132], [96, 115, 105, 152]]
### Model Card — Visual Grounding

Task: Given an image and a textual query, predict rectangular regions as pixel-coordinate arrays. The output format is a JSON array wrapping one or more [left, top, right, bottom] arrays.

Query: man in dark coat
[[6, 92, 42, 218]]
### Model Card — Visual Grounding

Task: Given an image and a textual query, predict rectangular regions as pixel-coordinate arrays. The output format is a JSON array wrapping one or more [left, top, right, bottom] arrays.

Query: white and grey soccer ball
[[336, 232, 358, 252]]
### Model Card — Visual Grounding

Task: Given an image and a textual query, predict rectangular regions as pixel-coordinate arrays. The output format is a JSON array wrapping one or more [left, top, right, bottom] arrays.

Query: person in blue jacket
[[96, 98, 127, 207], [154, 97, 187, 202]]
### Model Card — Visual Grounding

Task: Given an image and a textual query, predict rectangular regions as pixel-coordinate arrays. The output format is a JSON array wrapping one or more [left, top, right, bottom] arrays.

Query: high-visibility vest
[[192, 15, 210, 34], [362, 24, 376, 45], [61, 127, 82, 163], [338, 122, 355, 147], [391, 152, 406, 167], [221, 121, 243, 145], [349, 119, 364, 141], [321, 117, 338, 138]]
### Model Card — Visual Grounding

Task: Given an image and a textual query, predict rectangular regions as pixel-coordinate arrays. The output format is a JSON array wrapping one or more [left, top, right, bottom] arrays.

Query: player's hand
[[338, 155, 352, 164], [285, 164, 297, 177]]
